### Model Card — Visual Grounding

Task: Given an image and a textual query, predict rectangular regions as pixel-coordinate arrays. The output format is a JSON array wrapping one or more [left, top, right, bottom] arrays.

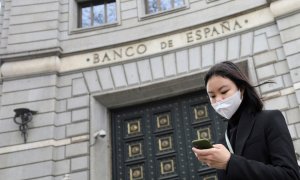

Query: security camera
[[93, 129, 106, 139]]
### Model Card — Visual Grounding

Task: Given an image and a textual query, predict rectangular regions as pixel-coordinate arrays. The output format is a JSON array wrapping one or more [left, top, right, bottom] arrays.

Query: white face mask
[[211, 90, 242, 119]]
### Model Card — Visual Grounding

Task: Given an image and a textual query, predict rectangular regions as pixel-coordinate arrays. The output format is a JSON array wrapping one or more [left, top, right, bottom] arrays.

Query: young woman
[[192, 61, 300, 180]]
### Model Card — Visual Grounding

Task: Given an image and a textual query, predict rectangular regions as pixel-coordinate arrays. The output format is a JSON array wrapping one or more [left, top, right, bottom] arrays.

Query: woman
[[192, 61, 300, 180]]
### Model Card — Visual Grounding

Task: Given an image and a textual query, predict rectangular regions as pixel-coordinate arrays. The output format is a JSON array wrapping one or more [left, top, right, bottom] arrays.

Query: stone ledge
[[1, 56, 61, 78], [270, 0, 300, 18], [0, 47, 62, 61], [0, 135, 89, 155], [262, 87, 295, 100]]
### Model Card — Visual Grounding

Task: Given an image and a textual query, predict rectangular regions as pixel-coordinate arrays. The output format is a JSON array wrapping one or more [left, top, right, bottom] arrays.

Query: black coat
[[217, 110, 300, 180]]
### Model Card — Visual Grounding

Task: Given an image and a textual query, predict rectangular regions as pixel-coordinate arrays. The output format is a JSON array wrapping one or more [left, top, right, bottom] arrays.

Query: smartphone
[[192, 139, 213, 149]]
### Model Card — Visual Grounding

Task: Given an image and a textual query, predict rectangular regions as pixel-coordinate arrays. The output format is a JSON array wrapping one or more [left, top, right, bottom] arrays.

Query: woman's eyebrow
[[207, 90, 213, 94], [207, 85, 228, 94], [219, 85, 228, 91]]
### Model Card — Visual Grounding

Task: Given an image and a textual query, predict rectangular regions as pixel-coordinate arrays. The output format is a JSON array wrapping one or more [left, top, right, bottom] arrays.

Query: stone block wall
[[0, 0, 61, 54], [275, 11, 300, 151], [0, 18, 300, 180], [0, 0, 299, 179], [0, 74, 90, 179], [0, 0, 268, 56]]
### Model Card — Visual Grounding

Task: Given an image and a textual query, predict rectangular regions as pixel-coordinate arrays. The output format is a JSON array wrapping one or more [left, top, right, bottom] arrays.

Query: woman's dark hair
[[204, 61, 263, 113]]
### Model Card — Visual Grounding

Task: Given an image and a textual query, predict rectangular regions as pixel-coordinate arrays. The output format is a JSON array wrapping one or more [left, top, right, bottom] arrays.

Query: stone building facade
[[0, 0, 300, 179]]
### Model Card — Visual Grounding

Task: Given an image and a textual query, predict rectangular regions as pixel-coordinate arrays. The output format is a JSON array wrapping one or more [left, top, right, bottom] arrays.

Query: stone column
[[270, 0, 300, 152]]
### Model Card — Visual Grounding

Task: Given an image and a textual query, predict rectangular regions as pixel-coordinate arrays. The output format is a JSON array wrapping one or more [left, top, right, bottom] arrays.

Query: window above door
[[69, 0, 120, 33], [137, 0, 189, 20], [78, 0, 117, 28], [145, 0, 185, 14]]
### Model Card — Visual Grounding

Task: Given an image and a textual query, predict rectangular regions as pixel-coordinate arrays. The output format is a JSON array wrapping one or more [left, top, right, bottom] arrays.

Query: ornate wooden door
[[111, 90, 226, 180]]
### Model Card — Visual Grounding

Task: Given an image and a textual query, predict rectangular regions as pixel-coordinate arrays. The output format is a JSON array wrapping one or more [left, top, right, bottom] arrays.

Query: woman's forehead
[[206, 76, 236, 91]]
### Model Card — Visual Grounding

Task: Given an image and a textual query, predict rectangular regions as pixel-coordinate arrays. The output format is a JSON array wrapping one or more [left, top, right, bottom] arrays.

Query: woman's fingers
[[213, 144, 225, 149], [192, 147, 212, 156], [194, 152, 198, 157], [192, 144, 231, 169], [192, 147, 213, 163]]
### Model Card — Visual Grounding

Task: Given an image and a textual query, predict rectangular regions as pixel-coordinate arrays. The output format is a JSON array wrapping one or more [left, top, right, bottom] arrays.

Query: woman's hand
[[192, 144, 231, 170]]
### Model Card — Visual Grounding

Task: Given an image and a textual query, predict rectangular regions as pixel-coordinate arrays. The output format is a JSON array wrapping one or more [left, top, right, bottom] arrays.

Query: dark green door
[[111, 90, 226, 180]]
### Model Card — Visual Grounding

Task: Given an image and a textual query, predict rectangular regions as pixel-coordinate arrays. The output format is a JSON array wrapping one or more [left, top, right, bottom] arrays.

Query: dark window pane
[[147, 0, 158, 14], [78, 0, 117, 28], [93, 4, 105, 25], [107, 2, 117, 23], [81, 6, 92, 28], [145, 0, 185, 14], [161, 0, 172, 11]]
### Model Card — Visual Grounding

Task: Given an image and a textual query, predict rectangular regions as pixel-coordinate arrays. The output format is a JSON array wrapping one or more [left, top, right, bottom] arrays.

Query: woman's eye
[[221, 91, 228, 94]]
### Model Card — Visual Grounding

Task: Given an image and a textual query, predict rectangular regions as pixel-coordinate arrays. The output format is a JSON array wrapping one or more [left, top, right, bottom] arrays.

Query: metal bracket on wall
[[13, 108, 37, 143]]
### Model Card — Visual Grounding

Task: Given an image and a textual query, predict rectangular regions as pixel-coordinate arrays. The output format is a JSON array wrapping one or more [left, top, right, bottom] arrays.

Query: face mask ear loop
[[239, 89, 244, 101]]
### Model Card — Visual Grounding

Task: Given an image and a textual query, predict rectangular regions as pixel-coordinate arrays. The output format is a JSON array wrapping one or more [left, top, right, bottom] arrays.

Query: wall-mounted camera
[[93, 129, 106, 139]]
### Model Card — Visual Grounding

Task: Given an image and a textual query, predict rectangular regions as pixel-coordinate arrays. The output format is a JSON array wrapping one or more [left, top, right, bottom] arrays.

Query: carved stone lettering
[[160, 40, 173, 50], [90, 18, 247, 65], [125, 47, 134, 57], [93, 53, 100, 63], [93, 44, 148, 64], [185, 19, 245, 44], [137, 44, 147, 54], [221, 21, 231, 33], [113, 49, 122, 60], [233, 20, 242, 30], [102, 53, 112, 62]]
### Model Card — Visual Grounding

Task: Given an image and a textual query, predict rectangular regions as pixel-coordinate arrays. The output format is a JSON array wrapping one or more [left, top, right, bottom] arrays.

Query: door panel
[[111, 90, 226, 180]]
